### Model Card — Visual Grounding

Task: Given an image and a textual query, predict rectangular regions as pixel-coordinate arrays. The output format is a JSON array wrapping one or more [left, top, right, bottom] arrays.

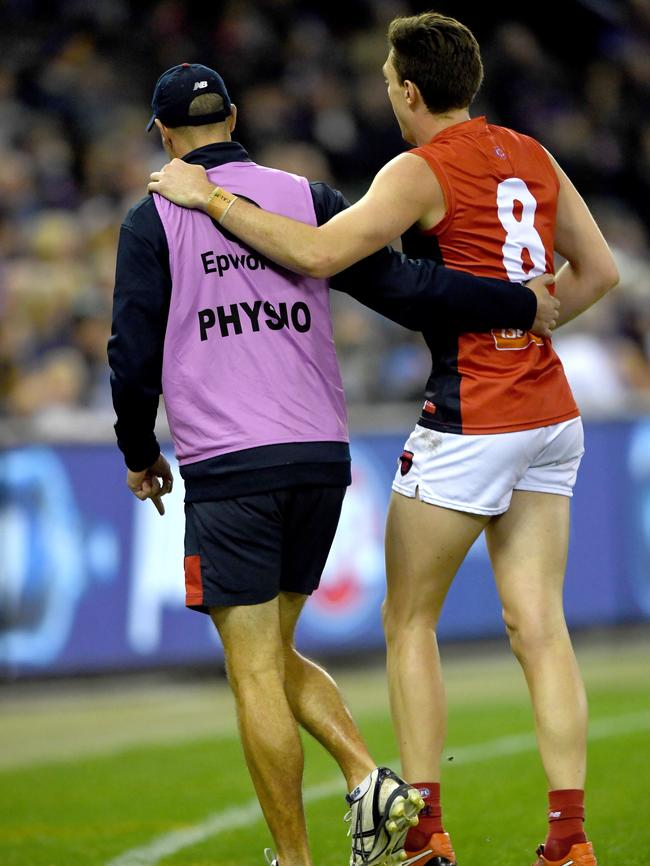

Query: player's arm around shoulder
[[548, 149, 619, 326], [148, 153, 443, 279], [307, 152, 445, 277]]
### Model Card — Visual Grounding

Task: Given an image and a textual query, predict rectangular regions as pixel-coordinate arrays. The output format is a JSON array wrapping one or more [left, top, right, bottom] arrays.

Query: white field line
[[106, 710, 650, 866]]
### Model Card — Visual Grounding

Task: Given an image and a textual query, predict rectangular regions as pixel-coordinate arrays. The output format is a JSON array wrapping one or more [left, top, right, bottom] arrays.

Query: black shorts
[[183, 485, 346, 612]]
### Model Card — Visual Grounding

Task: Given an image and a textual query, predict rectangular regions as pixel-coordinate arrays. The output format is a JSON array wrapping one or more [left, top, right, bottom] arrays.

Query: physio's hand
[[148, 159, 215, 210], [527, 273, 560, 338], [127, 453, 174, 516]]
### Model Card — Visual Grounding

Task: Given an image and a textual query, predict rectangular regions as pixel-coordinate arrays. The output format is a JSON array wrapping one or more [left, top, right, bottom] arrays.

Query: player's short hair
[[387, 12, 483, 114]]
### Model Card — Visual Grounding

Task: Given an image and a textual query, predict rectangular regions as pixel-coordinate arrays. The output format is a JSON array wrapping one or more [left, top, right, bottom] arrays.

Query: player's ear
[[403, 79, 419, 108]]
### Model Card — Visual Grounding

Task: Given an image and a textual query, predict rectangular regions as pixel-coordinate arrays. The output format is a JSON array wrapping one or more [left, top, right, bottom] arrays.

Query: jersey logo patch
[[491, 328, 545, 350], [399, 450, 414, 476]]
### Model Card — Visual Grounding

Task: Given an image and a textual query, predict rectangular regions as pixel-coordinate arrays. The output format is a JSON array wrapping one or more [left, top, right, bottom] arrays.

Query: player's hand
[[127, 454, 174, 516], [527, 273, 560, 338], [148, 159, 215, 210]]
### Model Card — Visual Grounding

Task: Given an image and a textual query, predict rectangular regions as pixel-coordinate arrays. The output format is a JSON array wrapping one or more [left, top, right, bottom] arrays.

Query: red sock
[[543, 789, 587, 861], [405, 782, 443, 851]]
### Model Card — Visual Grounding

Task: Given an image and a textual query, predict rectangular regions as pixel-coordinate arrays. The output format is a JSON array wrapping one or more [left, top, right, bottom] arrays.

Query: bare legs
[[383, 492, 487, 780], [211, 592, 375, 866], [486, 491, 588, 789], [279, 592, 375, 791], [383, 488, 588, 792], [212, 600, 310, 866]]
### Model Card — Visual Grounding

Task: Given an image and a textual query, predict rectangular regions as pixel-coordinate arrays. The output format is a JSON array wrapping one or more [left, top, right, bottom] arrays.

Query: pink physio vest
[[154, 161, 348, 465]]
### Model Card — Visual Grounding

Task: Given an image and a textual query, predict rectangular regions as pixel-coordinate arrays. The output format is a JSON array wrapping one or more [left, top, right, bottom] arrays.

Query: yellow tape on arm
[[205, 186, 238, 225]]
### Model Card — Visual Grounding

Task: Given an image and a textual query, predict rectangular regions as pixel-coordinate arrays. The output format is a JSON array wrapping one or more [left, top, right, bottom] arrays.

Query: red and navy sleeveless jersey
[[406, 116, 579, 434]]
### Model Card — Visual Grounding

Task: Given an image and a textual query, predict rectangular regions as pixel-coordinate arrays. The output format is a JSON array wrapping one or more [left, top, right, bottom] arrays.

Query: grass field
[[1, 631, 649, 866]]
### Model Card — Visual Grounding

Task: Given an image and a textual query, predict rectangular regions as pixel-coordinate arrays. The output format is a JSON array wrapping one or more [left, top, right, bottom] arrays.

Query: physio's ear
[[227, 104, 238, 134], [155, 119, 168, 142]]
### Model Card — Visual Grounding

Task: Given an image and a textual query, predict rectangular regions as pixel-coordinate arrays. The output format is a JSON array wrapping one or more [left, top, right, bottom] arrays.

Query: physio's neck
[[171, 133, 231, 160]]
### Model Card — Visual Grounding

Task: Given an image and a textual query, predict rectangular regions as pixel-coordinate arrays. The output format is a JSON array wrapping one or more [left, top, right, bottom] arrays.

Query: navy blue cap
[[147, 63, 232, 131]]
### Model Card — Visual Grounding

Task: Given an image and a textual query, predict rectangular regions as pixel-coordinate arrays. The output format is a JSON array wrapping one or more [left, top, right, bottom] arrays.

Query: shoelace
[[343, 804, 370, 859], [263, 847, 278, 866]]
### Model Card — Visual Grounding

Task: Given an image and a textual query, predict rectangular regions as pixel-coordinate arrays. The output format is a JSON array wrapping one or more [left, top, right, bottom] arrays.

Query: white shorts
[[391, 417, 584, 516]]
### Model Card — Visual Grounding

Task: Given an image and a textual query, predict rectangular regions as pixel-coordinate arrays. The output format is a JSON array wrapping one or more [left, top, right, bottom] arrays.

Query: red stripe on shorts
[[184, 555, 204, 607]]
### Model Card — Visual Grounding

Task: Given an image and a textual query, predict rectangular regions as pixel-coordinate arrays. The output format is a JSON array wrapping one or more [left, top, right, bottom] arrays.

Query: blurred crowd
[[1, 0, 649, 439]]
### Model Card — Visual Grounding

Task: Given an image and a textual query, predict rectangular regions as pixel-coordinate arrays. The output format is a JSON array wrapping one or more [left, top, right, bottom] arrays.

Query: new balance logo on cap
[[193, 80, 208, 90]]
